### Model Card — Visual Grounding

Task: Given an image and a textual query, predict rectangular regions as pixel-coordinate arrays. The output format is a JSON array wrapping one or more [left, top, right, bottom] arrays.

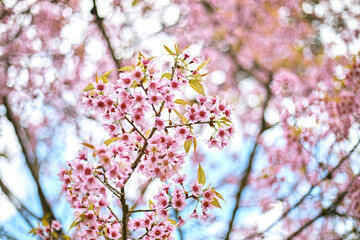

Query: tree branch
[[3, 97, 56, 220], [248, 138, 360, 239], [120, 187, 129, 240], [0, 177, 39, 228], [225, 77, 272, 240], [91, 0, 120, 69], [287, 181, 351, 240]]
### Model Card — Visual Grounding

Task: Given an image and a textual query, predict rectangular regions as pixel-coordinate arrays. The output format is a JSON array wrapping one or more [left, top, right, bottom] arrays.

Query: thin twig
[[124, 116, 146, 141], [107, 206, 122, 225], [128, 208, 157, 213], [248, 138, 360, 239]]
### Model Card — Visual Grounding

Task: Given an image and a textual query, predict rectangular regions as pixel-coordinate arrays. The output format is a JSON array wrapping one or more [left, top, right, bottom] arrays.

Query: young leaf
[[193, 137, 197, 153], [138, 51, 145, 59], [41, 218, 49, 227], [99, 70, 113, 83], [174, 43, 180, 55], [219, 120, 231, 126], [89, 203, 94, 210], [161, 73, 172, 79], [189, 79, 206, 96], [28, 228, 36, 235], [179, 44, 191, 54], [167, 219, 177, 225], [145, 129, 151, 138], [81, 143, 95, 149], [83, 83, 95, 92], [220, 117, 232, 123], [184, 139, 192, 153], [215, 190, 226, 202], [196, 58, 210, 71], [104, 137, 122, 146], [131, 0, 140, 6], [118, 66, 135, 71], [68, 218, 83, 232], [164, 45, 173, 55], [192, 73, 203, 81], [173, 109, 188, 124], [149, 199, 154, 209], [210, 198, 221, 208], [41, 213, 51, 227], [174, 99, 188, 105], [201, 72, 209, 77], [63, 235, 71, 240], [198, 164, 206, 185]]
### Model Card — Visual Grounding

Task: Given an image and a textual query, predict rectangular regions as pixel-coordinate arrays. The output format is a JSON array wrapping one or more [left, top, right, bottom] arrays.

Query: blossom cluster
[[29, 219, 62, 240], [55, 45, 233, 239], [322, 59, 360, 141], [128, 173, 223, 239]]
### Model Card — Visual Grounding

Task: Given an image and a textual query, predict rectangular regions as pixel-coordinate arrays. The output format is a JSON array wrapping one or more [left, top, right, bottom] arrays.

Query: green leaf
[[179, 44, 191, 54], [167, 219, 177, 225], [219, 117, 232, 126], [192, 73, 202, 81], [220, 117, 232, 123], [42, 218, 49, 227], [138, 51, 145, 59], [173, 109, 188, 124], [28, 228, 36, 235], [132, 0, 140, 6], [89, 203, 94, 210], [41, 213, 51, 227], [193, 137, 197, 153], [196, 58, 210, 71], [198, 164, 206, 185], [51, 232, 59, 238], [81, 143, 95, 149], [149, 199, 154, 209], [210, 198, 221, 208], [174, 43, 180, 55], [83, 83, 95, 92], [104, 137, 122, 146], [118, 66, 135, 71], [164, 45, 174, 55], [215, 190, 226, 202], [99, 70, 113, 83], [219, 120, 231, 126], [161, 73, 172, 79], [184, 139, 192, 153], [189, 79, 206, 96], [63, 235, 71, 240], [68, 218, 83, 232], [174, 99, 188, 105]]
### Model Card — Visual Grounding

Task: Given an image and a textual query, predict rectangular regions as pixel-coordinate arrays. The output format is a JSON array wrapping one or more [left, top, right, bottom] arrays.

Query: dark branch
[[3, 97, 56, 221], [91, 0, 120, 69], [0, 177, 39, 228], [225, 75, 272, 240]]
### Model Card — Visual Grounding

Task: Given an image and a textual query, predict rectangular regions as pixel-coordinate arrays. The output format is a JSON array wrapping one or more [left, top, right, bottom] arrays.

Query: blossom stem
[[124, 116, 146, 141]]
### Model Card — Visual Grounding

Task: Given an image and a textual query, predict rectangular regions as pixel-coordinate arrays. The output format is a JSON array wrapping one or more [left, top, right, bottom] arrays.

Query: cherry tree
[[2, 0, 360, 239], [33, 45, 234, 239], [0, 0, 179, 238], [168, 0, 360, 239]]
